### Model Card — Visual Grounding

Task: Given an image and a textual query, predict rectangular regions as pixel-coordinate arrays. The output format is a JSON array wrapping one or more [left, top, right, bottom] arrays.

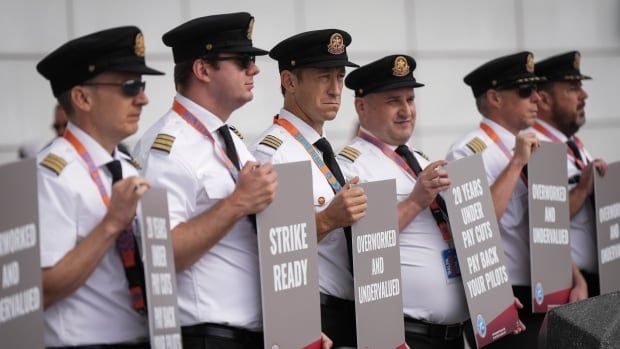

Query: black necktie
[[314, 138, 353, 271], [218, 126, 257, 231], [105, 160, 147, 315], [395, 145, 450, 225], [218, 125, 240, 171], [566, 139, 585, 170]]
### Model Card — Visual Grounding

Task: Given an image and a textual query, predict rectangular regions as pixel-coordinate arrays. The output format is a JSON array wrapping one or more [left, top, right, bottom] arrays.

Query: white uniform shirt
[[250, 109, 353, 301], [134, 94, 261, 330], [337, 134, 468, 324], [530, 119, 596, 273], [446, 118, 531, 286], [38, 122, 147, 346]]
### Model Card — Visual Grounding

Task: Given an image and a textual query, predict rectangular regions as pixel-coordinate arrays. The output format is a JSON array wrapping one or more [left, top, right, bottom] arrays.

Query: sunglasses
[[82, 79, 146, 97], [515, 84, 538, 98], [205, 54, 256, 70]]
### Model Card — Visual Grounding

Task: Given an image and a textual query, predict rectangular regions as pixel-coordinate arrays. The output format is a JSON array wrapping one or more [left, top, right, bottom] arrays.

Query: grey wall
[[1, 0, 618, 164]]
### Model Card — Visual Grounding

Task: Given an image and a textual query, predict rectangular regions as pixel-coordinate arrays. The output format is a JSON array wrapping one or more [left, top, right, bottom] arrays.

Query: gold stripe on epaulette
[[338, 146, 360, 162], [128, 158, 142, 170], [259, 135, 283, 151], [466, 137, 487, 154], [40, 153, 67, 176], [229, 126, 243, 140], [151, 133, 176, 154]]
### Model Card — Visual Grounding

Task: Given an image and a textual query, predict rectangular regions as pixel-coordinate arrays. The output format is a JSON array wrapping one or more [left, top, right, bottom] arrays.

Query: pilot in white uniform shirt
[[446, 118, 531, 286], [134, 93, 261, 330], [38, 122, 148, 346], [251, 108, 353, 301], [530, 119, 596, 274], [338, 132, 469, 324]]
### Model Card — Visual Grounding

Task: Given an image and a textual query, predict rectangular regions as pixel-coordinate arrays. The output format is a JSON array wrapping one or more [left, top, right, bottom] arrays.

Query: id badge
[[442, 248, 461, 282]]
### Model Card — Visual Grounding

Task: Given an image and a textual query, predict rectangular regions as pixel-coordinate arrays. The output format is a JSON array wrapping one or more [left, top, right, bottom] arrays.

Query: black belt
[[404, 317, 464, 340], [49, 343, 149, 349], [320, 293, 355, 310], [181, 322, 263, 345]]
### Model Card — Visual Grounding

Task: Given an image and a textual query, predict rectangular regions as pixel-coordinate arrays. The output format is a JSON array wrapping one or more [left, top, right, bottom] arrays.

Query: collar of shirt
[[280, 108, 325, 145], [66, 122, 118, 168], [175, 93, 226, 136], [481, 117, 517, 151], [534, 119, 569, 142]]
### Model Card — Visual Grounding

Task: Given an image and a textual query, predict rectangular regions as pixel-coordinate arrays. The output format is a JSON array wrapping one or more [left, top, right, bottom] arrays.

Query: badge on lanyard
[[442, 248, 461, 281]]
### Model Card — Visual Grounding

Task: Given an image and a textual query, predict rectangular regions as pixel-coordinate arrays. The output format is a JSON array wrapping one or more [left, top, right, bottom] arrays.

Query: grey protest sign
[[528, 142, 572, 313], [352, 179, 406, 349], [0, 159, 44, 349], [445, 154, 518, 347], [256, 161, 322, 349], [594, 161, 620, 295], [140, 188, 182, 349]]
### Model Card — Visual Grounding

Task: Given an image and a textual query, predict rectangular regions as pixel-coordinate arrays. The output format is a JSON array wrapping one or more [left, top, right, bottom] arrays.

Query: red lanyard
[[358, 130, 452, 242], [533, 121, 588, 169], [479, 122, 528, 185], [64, 129, 111, 207], [357, 129, 417, 180], [173, 100, 240, 181], [273, 115, 343, 193]]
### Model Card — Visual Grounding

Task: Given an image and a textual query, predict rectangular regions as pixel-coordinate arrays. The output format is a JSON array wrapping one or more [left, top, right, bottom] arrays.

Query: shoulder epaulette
[[128, 158, 142, 170], [259, 135, 283, 151], [151, 133, 176, 154], [338, 146, 361, 162], [39, 153, 67, 176], [414, 150, 430, 161], [466, 137, 487, 154], [229, 125, 243, 140]]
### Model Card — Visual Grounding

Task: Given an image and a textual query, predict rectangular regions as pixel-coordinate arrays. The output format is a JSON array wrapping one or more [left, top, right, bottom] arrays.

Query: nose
[[247, 61, 260, 76], [328, 77, 342, 97], [135, 88, 149, 106], [580, 86, 589, 100], [530, 89, 541, 102]]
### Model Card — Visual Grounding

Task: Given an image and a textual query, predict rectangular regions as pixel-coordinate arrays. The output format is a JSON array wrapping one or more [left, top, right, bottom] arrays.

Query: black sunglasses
[[204, 54, 256, 70], [82, 79, 146, 97], [516, 84, 538, 98]]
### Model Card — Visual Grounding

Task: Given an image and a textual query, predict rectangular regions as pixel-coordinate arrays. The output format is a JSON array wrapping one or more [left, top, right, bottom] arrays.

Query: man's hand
[[102, 176, 150, 234], [512, 131, 540, 168], [576, 159, 608, 196], [408, 160, 450, 211], [512, 297, 526, 334], [318, 176, 367, 234], [320, 332, 333, 349], [229, 161, 278, 216]]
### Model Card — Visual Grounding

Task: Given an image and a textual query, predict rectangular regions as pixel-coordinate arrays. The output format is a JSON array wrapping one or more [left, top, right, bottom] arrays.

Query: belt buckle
[[444, 323, 462, 340]]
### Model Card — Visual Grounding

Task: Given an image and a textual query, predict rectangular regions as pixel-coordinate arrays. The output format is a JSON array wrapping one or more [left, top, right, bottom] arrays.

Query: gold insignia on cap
[[392, 56, 410, 77], [259, 135, 283, 151], [491, 80, 497, 86], [88, 65, 96, 73], [247, 18, 254, 40], [526, 53, 534, 73], [40, 153, 67, 176], [206, 43, 213, 51], [573, 52, 581, 70], [134, 33, 145, 57], [151, 133, 176, 154], [466, 137, 487, 154], [318, 196, 326, 205], [291, 60, 296, 67], [327, 33, 345, 55], [338, 146, 360, 162], [358, 88, 364, 95]]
